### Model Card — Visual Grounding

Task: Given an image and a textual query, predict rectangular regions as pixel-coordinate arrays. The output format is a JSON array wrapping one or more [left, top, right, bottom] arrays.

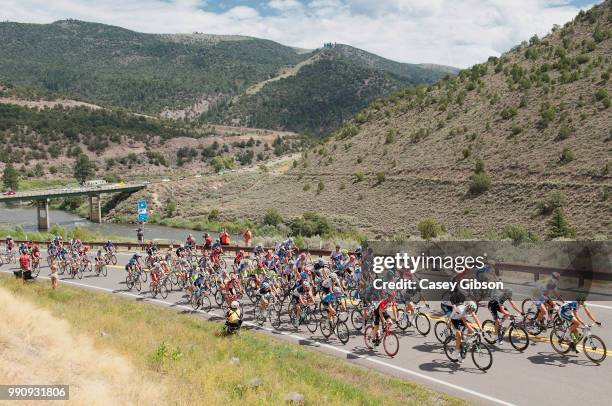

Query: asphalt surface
[[3, 251, 612, 406]]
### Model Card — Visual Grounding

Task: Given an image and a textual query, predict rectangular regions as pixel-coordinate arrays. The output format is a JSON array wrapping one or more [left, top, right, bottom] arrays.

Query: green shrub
[[469, 172, 491, 194], [376, 172, 386, 184], [207, 208, 220, 221], [502, 224, 536, 242], [560, 147, 575, 163], [263, 208, 283, 226], [595, 88, 608, 101], [303, 183, 311, 191], [474, 158, 485, 174], [500, 106, 517, 120], [353, 172, 364, 183], [287, 212, 332, 237], [557, 125, 573, 140], [511, 124, 523, 135], [317, 181, 325, 194], [385, 129, 396, 144], [462, 147, 471, 159], [537, 191, 566, 215], [417, 218, 444, 240]]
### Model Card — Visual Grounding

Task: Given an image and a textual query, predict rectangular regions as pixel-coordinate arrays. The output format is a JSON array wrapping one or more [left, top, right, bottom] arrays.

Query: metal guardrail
[[0, 183, 147, 203], [10, 239, 611, 286]]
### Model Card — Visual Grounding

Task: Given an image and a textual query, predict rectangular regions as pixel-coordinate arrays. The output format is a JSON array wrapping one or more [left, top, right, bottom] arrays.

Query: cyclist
[[291, 280, 314, 322], [487, 288, 523, 343], [5, 236, 15, 253], [371, 293, 396, 345], [30, 244, 41, 268], [126, 253, 142, 273], [450, 301, 481, 363], [103, 240, 114, 253], [94, 249, 104, 269], [559, 294, 602, 353], [186, 233, 196, 248], [257, 281, 274, 312], [534, 272, 564, 326]]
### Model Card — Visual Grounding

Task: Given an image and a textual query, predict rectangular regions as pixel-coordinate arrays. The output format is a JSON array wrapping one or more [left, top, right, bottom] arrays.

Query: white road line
[[1, 270, 516, 406]]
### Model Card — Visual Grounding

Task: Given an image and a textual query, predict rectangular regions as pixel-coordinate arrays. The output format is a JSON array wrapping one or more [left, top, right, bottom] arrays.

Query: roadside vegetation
[[0, 276, 466, 406]]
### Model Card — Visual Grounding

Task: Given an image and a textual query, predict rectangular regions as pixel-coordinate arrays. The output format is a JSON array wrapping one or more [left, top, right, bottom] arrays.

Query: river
[[0, 205, 230, 242]]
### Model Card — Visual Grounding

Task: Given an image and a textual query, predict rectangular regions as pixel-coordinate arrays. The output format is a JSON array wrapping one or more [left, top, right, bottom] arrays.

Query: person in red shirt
[[19, 252, 30, 282], [220, 230, 230, 246], [203, 233, 213, 250]]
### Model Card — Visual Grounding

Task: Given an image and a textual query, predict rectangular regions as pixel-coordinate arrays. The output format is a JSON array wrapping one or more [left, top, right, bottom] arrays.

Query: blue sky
[[1, 1, 601, 67]]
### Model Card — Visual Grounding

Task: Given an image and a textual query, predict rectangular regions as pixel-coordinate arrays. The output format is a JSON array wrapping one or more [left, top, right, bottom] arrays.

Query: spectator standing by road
[[137, 226, 144, 244], [243, 228, 252, 247], [49, 263, 58, 289], [19, 251, 30, 284], [220, 229, 231, 246]]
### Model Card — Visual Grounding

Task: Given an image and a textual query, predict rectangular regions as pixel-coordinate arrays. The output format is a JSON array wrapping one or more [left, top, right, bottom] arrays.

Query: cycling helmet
[[576, 293, 587, 302], [335, 244, 340, 250], [300, 271, 308, 280], [355, 246, 362, 254], [262, 281, 270, 289], [333, 286, 341, 293], [230, 301, 240, 309], [552, 272, 561, 280], [330, 273, 338, 280], [231, 274, 238, 281], [303, 281, 310, 288], [300, 253, 306, 259], [466, 301, 477, 311], [107, 240, 111, 244]]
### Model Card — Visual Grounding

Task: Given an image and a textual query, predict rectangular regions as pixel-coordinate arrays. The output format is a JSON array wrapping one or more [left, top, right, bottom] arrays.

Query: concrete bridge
[[0, 182, 147, 230]]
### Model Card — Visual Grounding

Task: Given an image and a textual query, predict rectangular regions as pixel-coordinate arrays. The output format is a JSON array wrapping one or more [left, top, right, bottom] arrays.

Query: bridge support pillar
[[37, 199, 49, 231], [89, 194, 102, 223]]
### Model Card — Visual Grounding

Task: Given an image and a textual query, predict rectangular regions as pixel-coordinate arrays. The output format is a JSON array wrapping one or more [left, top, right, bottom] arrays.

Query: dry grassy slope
[[111, 3, 611, 238]]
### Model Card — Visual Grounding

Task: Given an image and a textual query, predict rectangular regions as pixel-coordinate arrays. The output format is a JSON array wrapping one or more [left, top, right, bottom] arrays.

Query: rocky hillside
[[114, 1, 611, 239], [0, 20, 454, 136]]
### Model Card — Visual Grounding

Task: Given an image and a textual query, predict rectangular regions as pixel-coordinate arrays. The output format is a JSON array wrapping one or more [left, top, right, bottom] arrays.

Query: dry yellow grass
[[0, 287, 160, 405]]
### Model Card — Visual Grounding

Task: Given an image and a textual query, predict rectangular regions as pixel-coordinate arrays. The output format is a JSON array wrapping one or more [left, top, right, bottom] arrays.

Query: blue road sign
[[138, 213, 149, 222], [137, 199, 147, 210]]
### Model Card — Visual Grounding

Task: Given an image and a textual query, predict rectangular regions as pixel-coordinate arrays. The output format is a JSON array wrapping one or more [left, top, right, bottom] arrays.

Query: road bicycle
[[397, 304, 431, 336], [482, 315, 529, 351], [351, 302, 374, 331], [551, 323, 607, 363], [150, 273, 171, 299], [444, 330, 493, 371], [434, 316, 454, 344], [364, 321, 400, 357], [320, 314, 350, 344], [252, 295, 283, 329], [190, 287, 212, 312], [289, 302, 318, 333], [94, 260, 108, 277], [103, 250, 117, 265]]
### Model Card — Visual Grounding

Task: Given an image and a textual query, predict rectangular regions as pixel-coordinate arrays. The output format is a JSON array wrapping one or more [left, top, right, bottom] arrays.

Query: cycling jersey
[[559, 301, 586, 321]]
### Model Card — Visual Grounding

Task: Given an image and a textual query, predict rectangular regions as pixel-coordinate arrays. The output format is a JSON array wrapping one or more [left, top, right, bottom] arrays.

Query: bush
[[287, 212, 332, 237], [469, 172, 491, 194], [417, 218, 444, 240], [548, 207, 576, 239], [595, 88, 608, 101], [263, 208, 283, 226], [474, 158, 485, 174], [502, 224, 535, 242], [303, 183, 311, 191], [207, 208, 220, 221], [385, 129, 396, 144], [560, 147, 575, 163], [317, 181, 324, 194], [557, 125, 573, 140], [537, 191, 566, 215], [353, 172, 364, 183], [376, 172, 386, 184], [511, 124, 523, 135], [462, 147, 471, 159]]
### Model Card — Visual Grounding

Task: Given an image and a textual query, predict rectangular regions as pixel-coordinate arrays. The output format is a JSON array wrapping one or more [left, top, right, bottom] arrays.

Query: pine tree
[[2, 162, 19, 191], [548, 207, 576, 239], [73, 154, 96, 184]]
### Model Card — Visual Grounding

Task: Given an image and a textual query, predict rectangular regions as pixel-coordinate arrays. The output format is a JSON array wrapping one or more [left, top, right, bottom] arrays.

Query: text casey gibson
[[372, 253, 487, 274]]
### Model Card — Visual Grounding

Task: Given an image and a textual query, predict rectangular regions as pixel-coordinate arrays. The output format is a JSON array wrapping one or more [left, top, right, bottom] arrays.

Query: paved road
[[3, 252, 612, 406]]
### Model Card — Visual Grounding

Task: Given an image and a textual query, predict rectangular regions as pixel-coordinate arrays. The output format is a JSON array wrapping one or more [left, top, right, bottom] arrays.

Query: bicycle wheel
[[271, 310, 282, 329], [509, 325, 529, 352], [351, 309, 364, 331], [443, 336, 460, 362], [433, 321, 449, 343], [192, 295, 201, 311], [305, 311, 318, 334], [77, 267, 83, 279], [397, 309, 409, 330], [320, 320, 333, 338], [481, 320, 497, 344], [383, 331, 400, 357], [126, 274, 134, 290], [134, 277, 142, 292], [550, 329, 571, 354], [111, 254, 117, 265], [200, 295, 212, 312], [32, 265, 40, 278], [521, 299, 536, 314], [214, 290, 224, 306], [524, 312, 545, 335], [59, 264, 66, 275], [471, 343, 493, 371], [583, 335, 607, 363], [141, 271, 148, 283], [336, 322, 350, 344], [364, 325, 375, 350], [160, 280, 170, 299], [415, 313, 431, 336], [101, 264, 107, 277], [47, 256, 53, 266], [150, 283, 158, 298]]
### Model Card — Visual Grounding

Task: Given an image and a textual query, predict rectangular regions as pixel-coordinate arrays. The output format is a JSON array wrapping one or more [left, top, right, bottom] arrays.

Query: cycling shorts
[[487, 300, 502, 320], [373, 309, 390, 326]]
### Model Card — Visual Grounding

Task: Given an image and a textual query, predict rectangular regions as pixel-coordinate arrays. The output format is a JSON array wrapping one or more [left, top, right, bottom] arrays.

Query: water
[[0, 204, 232, 243]]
